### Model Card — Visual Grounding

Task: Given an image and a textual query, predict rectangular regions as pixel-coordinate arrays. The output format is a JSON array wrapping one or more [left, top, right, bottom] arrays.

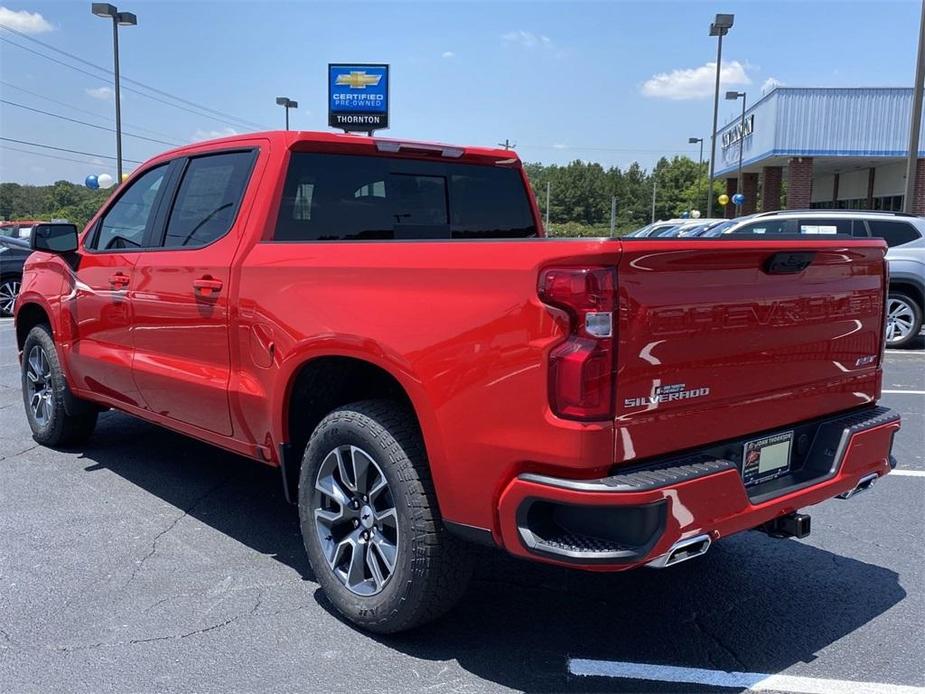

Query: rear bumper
[[497, 406, 901, 570]]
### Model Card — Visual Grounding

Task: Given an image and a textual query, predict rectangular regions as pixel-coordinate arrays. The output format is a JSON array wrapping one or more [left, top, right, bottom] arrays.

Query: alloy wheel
[[312, 445, 399, 596], [0, 279, 20, 315], [25, 345, 53, 426], [886, 297, 916, 345]]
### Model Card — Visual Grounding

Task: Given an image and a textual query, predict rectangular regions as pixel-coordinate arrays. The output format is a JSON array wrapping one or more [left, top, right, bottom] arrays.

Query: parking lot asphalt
[[0, 317, 922, 694]]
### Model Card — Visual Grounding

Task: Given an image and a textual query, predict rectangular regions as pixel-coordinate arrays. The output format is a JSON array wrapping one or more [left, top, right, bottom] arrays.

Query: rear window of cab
[[273, 153, 537, 241]]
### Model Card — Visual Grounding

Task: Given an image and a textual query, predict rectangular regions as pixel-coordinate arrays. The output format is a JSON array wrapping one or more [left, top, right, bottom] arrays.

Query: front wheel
[[298, 400, 472, 633], [22, 324, 98, 446], [886, 292, 923, 348]]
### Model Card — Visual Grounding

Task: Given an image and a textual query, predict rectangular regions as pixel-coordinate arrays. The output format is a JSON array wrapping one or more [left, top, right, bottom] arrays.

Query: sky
[[0, 0, 923, 185]]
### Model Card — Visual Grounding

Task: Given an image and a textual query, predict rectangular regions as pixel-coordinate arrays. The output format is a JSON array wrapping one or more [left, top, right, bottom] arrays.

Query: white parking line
[[885, 349, 925, 355], [890, 470, 925, 478], [568, 659, 925, 694], [882, 390, 925, 395]]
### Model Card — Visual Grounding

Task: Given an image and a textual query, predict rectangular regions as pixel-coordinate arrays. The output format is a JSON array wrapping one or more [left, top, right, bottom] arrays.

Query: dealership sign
[[328, 64, 389, 132], [722, 114, 754, 150]]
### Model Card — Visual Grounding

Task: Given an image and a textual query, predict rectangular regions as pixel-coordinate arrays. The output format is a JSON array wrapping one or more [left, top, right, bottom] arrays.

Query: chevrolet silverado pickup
[[14, 131, 900, 633]]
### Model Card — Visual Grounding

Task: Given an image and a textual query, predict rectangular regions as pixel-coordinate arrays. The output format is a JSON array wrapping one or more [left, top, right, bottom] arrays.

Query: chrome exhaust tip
[[647, 533, 712, 569], [838, 472, 879, 500]]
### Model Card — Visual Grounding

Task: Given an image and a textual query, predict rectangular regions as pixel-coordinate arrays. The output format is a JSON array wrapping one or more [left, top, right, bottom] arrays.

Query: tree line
[[523, 155, 725, 236], [2, 155, 726, 234], [0, 181, 110, 230]]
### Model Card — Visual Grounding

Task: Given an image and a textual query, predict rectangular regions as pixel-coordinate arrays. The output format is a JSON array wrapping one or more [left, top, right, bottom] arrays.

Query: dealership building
[[713, 87, 925, 216]]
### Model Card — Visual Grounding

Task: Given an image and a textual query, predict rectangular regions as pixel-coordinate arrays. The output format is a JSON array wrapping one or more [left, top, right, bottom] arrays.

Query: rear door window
[[161, 150, 256, 248], [866, 219, 921, 247], [274, 153, 536, 241]]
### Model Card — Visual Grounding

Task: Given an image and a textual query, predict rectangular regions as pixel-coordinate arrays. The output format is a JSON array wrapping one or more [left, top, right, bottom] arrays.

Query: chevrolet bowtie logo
[[335, 71, 382, 89]]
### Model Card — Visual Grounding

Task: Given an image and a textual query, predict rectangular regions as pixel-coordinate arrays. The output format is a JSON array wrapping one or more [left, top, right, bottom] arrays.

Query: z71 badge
[[624, 383, 711, 409]]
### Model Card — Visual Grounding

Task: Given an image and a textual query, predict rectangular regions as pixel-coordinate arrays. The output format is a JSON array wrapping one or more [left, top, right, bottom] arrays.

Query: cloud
[[501, 30, 552, 49], [762, 77, 784, 94], [85, 86, 113, 101], [0, 6, 53, 33], [192, 127, 238, 142], [441, 51, 455, 59], [552, 143, 568, 150], [641, 60, 751, 100]]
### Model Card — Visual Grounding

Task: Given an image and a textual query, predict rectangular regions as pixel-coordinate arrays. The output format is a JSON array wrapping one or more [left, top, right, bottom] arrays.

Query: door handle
[[193, 276, 223, 296], [108, 272, 130, 288]]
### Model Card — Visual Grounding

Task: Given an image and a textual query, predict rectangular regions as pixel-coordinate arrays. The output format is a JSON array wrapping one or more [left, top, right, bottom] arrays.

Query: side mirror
[[31, 223, 79, 253]]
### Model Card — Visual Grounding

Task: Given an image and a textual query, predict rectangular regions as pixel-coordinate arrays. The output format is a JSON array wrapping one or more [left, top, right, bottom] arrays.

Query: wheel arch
[[275, 349, 447, 508], [15, 301, 52, 352], [888, 277, 924, 313]]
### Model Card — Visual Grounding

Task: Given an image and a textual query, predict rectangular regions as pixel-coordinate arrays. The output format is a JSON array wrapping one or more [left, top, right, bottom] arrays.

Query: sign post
[[328, 64, 390, 135]]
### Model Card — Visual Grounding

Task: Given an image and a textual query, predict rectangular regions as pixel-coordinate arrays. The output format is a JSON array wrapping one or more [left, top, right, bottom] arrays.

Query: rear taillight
[[538, 266, 617, 421]]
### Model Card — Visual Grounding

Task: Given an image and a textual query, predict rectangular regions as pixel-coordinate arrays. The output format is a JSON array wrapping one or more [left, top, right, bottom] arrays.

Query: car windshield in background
[[275, 153, 537, 241]]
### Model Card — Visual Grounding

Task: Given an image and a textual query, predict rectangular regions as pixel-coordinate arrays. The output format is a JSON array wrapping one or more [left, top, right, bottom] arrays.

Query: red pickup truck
[[14, 131, 900, 633]]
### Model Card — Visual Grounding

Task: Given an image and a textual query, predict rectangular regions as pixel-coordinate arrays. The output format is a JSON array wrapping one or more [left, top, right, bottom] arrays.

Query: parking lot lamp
[[726, 90, 747, 213], [276, 97, 298, 130], [689, 136, 704, 212], [91, 3, 137, 184], [707, 13, 734, 218]]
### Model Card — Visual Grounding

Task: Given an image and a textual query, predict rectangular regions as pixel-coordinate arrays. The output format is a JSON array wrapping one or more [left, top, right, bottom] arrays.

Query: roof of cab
[[148, 130, 518, 166]]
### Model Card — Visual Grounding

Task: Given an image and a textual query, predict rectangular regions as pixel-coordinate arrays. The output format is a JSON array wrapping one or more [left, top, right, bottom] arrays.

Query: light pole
[[689, 136, 704, 212], [903, 0, 925, 212], [707, 13, 734, 218], [91, 3, 136, 184], [276, 97, 298, 130], [726, 91, 747, 213]]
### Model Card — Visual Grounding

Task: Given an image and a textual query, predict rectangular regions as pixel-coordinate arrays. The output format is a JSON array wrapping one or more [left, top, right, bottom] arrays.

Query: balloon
[[680, 211, 689, 219], [690, 210, 702, 219], [97, 173, 115, 189], [718, 194, 730, 206], [732, 193, 745, 206], [85, 175, 99, 190]]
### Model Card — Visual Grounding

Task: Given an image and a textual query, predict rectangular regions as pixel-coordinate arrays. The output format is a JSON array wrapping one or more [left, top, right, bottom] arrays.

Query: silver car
[[886, 237, 924, 348]]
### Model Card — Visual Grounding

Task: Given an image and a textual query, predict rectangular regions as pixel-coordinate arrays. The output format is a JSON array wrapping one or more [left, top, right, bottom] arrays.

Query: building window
[[810, 194, 904, 211]]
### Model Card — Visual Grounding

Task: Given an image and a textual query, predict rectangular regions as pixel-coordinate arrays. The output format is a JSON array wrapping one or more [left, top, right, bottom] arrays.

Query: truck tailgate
[[614, 239, 887, 463]]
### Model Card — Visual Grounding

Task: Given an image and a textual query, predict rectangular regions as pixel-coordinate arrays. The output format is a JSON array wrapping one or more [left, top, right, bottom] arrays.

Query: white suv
[[717, 210, 925, 247]]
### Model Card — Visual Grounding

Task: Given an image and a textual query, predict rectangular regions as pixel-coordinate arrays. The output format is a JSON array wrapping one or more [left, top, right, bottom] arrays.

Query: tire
[[0, 275, 20, 317], [21, 324, 98, 447], [886, 291, 923, 348], [298, 399, 473, 633]]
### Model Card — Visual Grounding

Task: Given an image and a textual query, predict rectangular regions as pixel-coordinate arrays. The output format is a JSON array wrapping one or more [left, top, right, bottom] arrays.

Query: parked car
[[626, 219, 688, 237], [14, 131, 900, 633], [655, 219, 725, 237], [885, 237, 925, 347], [0, 221, 40, 239], [718, 209, 925, 245], [0, 235, 30, 317]]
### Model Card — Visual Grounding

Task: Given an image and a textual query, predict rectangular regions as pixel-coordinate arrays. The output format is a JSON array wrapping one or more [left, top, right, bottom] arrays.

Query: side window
[[731, 219, 799, 235], [161, 151, 255, 248], [798, 218, 851, 235], [273, 153, 537, 241], [92, 165, 167, 251], [866, 220, 921, 248]]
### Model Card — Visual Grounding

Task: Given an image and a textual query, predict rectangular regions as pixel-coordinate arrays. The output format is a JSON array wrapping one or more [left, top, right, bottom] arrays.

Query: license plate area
[[742, 431, 793, 487]]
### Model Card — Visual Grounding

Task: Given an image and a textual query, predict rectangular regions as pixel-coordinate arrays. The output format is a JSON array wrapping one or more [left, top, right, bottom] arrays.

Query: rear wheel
[[0, 276, 20, 317], [298, 400, 472, 633], [886, 291, 922, 348], [22, 324, 98, 446]]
